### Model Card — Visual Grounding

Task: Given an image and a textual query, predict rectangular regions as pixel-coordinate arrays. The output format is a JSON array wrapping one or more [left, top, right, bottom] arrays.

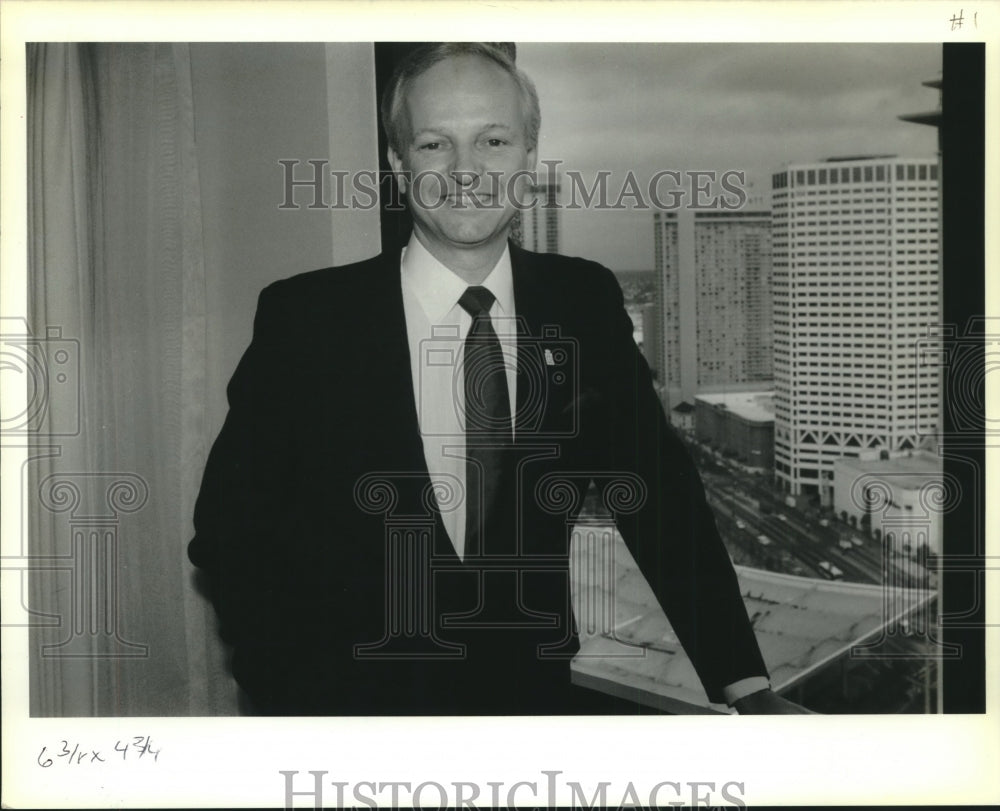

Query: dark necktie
[[458, 286, 513, 557]]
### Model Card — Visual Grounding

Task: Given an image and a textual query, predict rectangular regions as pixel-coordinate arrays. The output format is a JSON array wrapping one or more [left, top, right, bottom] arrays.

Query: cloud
[[515, 42, 941, 268]]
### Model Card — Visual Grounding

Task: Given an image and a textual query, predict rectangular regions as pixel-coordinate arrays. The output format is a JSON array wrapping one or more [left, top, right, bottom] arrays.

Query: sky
[[515, 43, 942, 270]]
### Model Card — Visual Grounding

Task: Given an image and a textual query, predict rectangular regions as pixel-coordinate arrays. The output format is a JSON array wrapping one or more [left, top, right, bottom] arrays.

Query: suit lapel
[[354, 245, 566, 558], [357, 252, 459, 560], [361, 252, 426, 463], [510, 244, 574, 440]]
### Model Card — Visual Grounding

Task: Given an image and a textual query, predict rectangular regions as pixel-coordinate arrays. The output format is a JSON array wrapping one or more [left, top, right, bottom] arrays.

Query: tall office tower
[[771, 156, 940, 505], [639, 302, 662, 382], [695, 211, 773, 386], [652, 212, 682, 405], [520, 181, 561, 254], [653, 210, 773, 409]]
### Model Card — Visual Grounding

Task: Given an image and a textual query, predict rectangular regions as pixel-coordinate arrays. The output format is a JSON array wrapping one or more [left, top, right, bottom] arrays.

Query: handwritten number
[[133, 735, 150, 758], [39, 738, 157, 766]]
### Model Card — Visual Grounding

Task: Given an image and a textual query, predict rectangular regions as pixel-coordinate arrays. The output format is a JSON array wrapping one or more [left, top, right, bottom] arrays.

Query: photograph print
[[15, 40, 985, 720]]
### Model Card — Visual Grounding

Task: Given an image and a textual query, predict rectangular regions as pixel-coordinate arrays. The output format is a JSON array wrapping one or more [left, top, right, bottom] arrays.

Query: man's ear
[[387, 148, 406, 193]]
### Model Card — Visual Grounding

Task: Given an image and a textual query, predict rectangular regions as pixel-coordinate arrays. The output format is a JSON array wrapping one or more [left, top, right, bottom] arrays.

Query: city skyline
[[516, 42, 941, 269]]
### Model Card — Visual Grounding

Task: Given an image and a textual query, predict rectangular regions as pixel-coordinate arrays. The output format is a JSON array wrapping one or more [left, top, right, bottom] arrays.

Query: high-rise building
[[520, 181, 561, 254], [653, 210, 773, 409], [771, 156, 940, 505], [653, 212, 682, 402], [694, 212, 773, 386], [639, 302, 662, 382]]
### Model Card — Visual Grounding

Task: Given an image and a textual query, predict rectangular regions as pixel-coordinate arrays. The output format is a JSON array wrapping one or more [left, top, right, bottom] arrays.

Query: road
[[686, 438, 922, 586]]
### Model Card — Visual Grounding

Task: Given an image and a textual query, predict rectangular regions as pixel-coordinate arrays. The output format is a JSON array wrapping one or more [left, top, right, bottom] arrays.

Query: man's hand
[[732, 688, 816, 714]]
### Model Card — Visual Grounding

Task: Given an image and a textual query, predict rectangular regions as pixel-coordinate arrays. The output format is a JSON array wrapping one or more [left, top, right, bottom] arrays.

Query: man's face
[[388, 55, 537, 261]]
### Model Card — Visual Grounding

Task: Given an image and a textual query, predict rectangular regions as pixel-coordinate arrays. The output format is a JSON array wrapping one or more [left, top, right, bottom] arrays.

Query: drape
[[27, 43, 237, 716]]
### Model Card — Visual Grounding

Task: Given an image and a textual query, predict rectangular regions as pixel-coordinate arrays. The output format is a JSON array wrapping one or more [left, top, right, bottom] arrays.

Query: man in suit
[[189, 42, 810, 715]]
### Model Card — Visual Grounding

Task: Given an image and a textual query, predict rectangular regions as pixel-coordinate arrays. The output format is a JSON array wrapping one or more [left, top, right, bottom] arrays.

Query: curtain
[[27, 43, 237, 716]]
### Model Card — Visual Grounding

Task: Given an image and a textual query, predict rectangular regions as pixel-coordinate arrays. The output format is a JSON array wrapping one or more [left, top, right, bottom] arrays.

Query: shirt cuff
[[722, 677, 771, 706]]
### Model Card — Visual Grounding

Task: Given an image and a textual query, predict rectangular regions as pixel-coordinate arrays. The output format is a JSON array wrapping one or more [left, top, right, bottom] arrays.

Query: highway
[[688, 440, 909, 586]]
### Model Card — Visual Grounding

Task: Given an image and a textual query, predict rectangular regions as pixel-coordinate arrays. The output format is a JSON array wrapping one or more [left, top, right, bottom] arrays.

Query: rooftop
[[571, 530, 934, 713], [824, 154, 898, 162], [834, 450, 942, 481], [695, 390, 775, 424]]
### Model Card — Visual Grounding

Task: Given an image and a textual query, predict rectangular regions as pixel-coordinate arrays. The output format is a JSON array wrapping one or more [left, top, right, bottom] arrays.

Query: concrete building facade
[[639, 302, 662, 382], [832, 450, 943, 555], [771, 156, 940, 505], [695, 390, 775, 469], [521, 180, 561, 254], [653, 210, 773, 410]]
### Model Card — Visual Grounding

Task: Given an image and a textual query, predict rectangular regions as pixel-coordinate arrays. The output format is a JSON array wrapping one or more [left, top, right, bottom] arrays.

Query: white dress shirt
[[401, 235, 517, 560], [398, 234, 769, 707]]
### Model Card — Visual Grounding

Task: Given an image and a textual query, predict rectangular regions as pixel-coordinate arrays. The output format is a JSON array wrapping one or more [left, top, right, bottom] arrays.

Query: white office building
[[771, 156, 940, 505]]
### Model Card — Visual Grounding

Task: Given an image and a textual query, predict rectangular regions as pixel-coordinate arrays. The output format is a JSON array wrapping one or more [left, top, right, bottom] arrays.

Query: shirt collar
[[400, 234, 514, 324]]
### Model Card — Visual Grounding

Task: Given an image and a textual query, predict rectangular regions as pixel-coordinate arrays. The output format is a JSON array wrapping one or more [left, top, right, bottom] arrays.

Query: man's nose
[[450, 145, 481, 188]]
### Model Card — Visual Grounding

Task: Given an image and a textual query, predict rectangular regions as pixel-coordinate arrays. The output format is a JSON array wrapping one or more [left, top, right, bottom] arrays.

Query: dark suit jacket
[[188, 243, 768, 715]]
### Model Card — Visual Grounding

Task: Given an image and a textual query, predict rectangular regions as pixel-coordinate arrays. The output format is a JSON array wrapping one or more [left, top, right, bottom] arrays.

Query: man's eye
[[486, 138, 508, 147], [418, 142, 441, 151]]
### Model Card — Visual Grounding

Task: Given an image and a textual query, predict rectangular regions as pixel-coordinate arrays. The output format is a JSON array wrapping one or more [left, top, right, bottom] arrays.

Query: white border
[[2, 2, 998, 807]]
